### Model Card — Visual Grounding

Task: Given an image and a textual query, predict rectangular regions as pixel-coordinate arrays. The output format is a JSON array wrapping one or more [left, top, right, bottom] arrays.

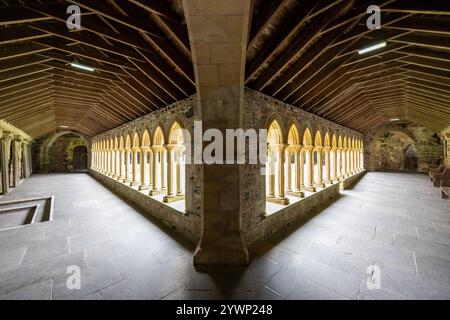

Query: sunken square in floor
[[0, 197, 54, 231]]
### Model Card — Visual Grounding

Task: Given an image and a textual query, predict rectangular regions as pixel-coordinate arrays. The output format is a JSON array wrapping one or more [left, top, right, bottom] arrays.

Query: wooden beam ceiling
[[1, 0, 449, 139], [0, 0, 194, 138], [247, 0, 450, 132]]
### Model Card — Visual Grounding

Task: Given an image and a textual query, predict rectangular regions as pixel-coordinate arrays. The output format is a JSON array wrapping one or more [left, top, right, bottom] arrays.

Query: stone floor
[[0, 172, 449, 300]]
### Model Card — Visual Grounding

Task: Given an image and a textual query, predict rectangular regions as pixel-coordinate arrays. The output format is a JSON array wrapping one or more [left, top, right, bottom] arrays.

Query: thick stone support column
[[183, 0, 252, 268]]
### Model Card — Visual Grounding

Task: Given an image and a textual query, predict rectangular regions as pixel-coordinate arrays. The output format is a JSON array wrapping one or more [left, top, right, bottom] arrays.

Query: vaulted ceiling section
[[1, 0, 449, 138]]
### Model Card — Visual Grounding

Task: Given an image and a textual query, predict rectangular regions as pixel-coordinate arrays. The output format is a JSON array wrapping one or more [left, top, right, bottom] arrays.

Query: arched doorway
[[404, 145, 418, 171], [73, 146, 88, 171]]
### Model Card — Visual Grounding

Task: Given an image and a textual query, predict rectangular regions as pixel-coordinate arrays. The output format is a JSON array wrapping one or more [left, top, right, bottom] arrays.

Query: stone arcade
[[0, 0, 449, 300]]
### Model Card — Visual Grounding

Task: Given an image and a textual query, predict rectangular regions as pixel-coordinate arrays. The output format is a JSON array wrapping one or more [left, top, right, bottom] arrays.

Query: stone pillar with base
[[163, 146, 174, 202], [149, 146, 160, 196], [341, 148, 347, 179], [303, 146, 316, 192], [184, 0, 252, 269], [0, 132, 13, 194], [291, 147, 304, 198], [164, 145, 185, 203], [160, 149, 167, 193], [267, 150, 275, 199], [331, 147, 337, 182], [130, 148, 140, 186], [176, 150, 184, 198], [139, 147, 151, 191], [276, 144, 289, 205], [324, 146, 332, 184], [123, 149, 131, 183], [315, 147, 325, 188], [286, 149, 292, 194]]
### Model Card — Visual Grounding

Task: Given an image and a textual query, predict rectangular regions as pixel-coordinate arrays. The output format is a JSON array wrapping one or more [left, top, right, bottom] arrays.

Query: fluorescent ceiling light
[[390, 118, 400, 122], [358, 41, 386, 55], [70, 63, 95, 72]]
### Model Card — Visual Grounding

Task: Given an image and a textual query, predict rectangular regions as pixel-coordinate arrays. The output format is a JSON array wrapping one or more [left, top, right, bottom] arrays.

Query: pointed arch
[[287, 122, 300, 145], [268, 119, 283, 145], [141, 129, 151, 147], [153, 126, 165, 146], [168, 120, 185, 145], [303, 128, 313, 146], [125, 133, 131, 149], [332, 134, 337, 148], [132, 132, 140, 148], [324, 132, 330, 147], [314, 131, 322, 147]]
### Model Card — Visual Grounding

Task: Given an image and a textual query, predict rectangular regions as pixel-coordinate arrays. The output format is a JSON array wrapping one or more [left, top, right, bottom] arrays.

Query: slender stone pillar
[[341, 148, 347, 178], [11, 136, 22, 187], [176, 150, 183, 197], [164, 147, 174, 200], [290, 146, 304, 198], [150, 146, 160, 196], [160, 149, 167, 192], [303, 146, 316, 192], [315, 147, 325, 188], [184, 0, 252, 268], [286, 149, 292, 193], [324, 147, 332, 184], [276, 144, 288, 205], [139, 147, 151, 191], [0, 132, 12, 194], [123, 149, 131, 183], [299, 150, 305, 189], [130, 149, 140, 186], [267, 149, 275, 198]]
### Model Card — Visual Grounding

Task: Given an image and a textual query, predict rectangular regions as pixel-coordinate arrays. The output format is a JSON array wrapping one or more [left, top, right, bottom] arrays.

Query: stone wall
[[365, 123, 443, 173], [92, 90, 363, 246], [442, 126, 450, 167], [32, 132, 90, 173], [91, 96, 202, 235]]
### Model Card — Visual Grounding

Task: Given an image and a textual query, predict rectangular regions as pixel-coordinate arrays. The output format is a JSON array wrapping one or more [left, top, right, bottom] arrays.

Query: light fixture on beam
[[358, 41, 386, 55], [60, 125, 70, 128], [70, 62, 95, 72], [389, 118, 400, 122]]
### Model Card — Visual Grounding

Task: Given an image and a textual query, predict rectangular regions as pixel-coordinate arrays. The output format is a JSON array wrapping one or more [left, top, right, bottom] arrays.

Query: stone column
[[346, 149, 351, 176], [160, 148, 167, 192], [139, 147, 150, 191], [292, 147, 304, 197], [184, 0, 252, 268], [303, 146, 316, 192], [341, 148, 347, 178], [0, 132, 12, 194], [118, 149, 124, 180], [150, 146, 160, 196], [315, 147, 325, 188], [299, 150, 305, 189], [123, 149, 131, 183], [286, 149, 292, 193], [176, 149, 184, 197], [330, 147, 337, 182], [130, 148, 140, 186], [276, 144, 288, 205], [110, 149, 115, 176], [115, 150, 120, 178], [164, 146, 174, 202], [324, 147, 332, 184], [267, 148, 275, 198], [12, 136, 22, 187]]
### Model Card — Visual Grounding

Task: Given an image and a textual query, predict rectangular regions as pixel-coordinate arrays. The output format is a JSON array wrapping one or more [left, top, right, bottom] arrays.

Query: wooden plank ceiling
[[247, 0, 450, 132], [1, 0, 449, 138], [0, 0, 194, 138]]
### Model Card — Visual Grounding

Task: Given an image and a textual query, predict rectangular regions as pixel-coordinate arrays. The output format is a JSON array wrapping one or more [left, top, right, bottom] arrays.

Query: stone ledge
[[89, 169, 199, 244]]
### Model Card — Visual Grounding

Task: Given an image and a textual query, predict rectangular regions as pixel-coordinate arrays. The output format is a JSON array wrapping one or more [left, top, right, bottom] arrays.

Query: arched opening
[[266, 120, 288, 205], [404, 144, 418, 171], [164, 121, 186, 203], [150, 127, 166, 196], [286, 123, 304, 198], [73, 146, 88, 171]]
